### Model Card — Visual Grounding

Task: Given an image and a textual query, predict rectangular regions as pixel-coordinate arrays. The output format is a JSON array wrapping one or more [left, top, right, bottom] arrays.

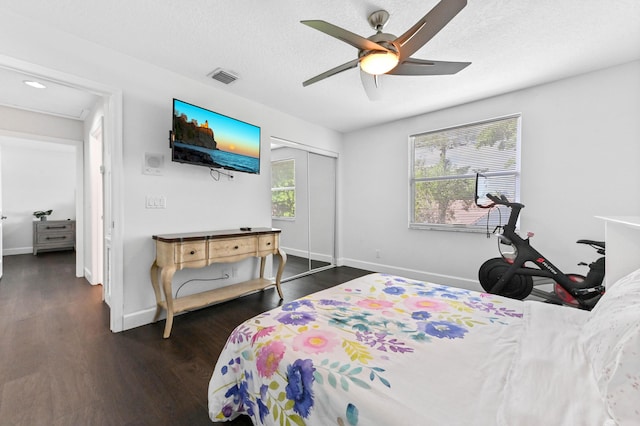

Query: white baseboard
[[84, 267, 99, 285], [281, 246, 333, 264], [282, 247, 306, 258], [123, 306, 161, 331], [3, 247, 33, 256], [340, 257, 483, 292], [123, 304, 212, 332], [313, 252, 334, 264]]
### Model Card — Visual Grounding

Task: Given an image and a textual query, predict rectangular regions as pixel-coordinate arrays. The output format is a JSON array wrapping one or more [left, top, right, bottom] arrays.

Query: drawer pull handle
[[234, 245, 239, 250], [46, 236, 67, 240], [190, 250, 196, 255], [46, 226, 67, 229], [266, 242, 271, 246]]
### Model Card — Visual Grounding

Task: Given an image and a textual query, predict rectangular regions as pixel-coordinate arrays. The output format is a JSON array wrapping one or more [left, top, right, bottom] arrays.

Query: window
[[271, 159, 296, 218], [409, 115, 520, 231]]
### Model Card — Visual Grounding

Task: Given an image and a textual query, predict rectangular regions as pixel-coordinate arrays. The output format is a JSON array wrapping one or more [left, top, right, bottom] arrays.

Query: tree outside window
[[271, 159, 296, 218], [410, 115, 520, 230]]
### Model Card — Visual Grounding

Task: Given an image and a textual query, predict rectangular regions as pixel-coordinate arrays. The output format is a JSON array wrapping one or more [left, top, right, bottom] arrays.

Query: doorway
[[270, 137, 337, 280], [0, 135, 80, 263], [0, 58, 124, 332]]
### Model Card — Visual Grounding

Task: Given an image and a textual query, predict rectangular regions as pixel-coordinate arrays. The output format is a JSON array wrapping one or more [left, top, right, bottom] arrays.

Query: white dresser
[[33, 220, 76, 255], [596, 216, 640, 287]]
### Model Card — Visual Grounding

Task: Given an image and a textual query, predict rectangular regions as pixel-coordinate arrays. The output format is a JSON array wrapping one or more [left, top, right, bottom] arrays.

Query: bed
[[208, 271, 640, 425]]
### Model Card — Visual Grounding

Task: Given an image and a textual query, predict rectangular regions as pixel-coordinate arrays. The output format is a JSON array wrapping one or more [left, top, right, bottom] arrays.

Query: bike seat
[[576, 239, 605, 249]]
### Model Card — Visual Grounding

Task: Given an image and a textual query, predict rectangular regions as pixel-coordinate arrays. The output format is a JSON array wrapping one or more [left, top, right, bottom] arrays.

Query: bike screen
[[475, 173, 492, 208], [475, 173, 518, 208]]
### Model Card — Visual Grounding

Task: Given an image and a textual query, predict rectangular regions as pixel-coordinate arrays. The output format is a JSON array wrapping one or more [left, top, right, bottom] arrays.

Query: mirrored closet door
[[271, 138, 336, 281]]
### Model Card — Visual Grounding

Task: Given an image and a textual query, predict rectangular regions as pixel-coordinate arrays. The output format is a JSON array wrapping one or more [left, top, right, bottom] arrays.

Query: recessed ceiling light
[[23, 80, 47, 89]]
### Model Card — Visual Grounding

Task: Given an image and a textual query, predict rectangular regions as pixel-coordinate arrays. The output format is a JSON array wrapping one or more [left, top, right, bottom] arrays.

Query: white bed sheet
[[497, 301, 611, 425]]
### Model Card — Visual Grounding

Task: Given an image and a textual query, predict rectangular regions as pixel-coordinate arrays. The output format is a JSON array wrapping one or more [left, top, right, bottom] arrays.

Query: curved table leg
[[160, 265, 177, 338], [150, 261, 163, 322], [274, 248, 287, 300]]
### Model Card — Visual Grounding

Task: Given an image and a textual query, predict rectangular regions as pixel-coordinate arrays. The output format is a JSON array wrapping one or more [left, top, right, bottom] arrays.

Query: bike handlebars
[[486, 193, 525, 209]]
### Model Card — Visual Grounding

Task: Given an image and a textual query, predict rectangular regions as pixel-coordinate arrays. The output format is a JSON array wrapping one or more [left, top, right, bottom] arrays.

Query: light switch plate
[[145, 195, 166, 209]]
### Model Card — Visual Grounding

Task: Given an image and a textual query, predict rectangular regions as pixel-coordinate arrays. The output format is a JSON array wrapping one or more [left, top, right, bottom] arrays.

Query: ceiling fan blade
[[389, 58, 471, 76], [301, 20, 391, 53], [395, 0, 467, 62], [303, 59, 359, 87], [360, 69, 385, 101]]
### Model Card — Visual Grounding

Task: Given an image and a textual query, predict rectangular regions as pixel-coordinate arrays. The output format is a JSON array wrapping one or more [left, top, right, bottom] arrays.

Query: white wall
[[0, 105, 83, 141], [0, 138, 76, 254], [340, 60, 640, 291], [0, 10, 343, 330]]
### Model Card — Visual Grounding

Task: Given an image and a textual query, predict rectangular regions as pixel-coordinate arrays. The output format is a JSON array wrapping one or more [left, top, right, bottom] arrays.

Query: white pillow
[[580, 267, 640, 422]]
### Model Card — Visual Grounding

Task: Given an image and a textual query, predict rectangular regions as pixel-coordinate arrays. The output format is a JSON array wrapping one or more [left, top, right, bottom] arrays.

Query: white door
[[102, 113, 112, 307], [0, 146, 4, 278], [90, 119, 104, 287]]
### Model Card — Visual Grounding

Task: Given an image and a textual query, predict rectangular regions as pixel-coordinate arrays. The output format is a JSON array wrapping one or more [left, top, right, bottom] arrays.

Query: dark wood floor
[[0, 251, 371, 426]]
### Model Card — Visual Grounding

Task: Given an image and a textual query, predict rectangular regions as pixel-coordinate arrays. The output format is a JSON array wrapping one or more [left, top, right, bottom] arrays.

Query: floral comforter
[[208, 273, 526, 425]]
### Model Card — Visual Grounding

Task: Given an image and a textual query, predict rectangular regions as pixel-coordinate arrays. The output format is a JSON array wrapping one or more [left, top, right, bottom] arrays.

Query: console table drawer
[[258, 235, 277, 254], [209, 238, 257, 258], [174, 242, 207, 264]]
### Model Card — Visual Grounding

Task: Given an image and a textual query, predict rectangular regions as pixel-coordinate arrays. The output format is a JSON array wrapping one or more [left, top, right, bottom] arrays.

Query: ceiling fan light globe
[[360, 51, 399, 75]]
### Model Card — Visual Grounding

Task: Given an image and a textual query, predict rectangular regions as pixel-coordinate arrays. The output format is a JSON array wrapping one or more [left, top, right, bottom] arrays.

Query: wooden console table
[[150, 228, 287, 338]]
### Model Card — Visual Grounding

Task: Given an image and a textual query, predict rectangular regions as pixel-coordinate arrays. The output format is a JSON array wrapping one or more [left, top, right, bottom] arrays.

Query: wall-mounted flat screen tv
[[171, 98, 261, 174]]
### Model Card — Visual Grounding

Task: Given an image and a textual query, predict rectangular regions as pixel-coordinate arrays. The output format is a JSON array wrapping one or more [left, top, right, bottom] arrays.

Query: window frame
[[408, 114, 521, 232], [271, 158, 296, 220]]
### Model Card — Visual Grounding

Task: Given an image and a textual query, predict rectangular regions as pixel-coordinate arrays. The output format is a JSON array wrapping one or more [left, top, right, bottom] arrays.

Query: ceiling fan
[[301, 0, 471, 100]]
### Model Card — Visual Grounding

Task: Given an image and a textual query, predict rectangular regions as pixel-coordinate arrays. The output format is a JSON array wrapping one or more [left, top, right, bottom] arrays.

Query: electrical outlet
[[375, 249, 381, 259], [231, 266, 238, 277]]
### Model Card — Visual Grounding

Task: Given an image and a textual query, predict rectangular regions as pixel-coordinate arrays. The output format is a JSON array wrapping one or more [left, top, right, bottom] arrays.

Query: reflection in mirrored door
[[270, 138, 336, 281], [308, 152, 335, 272]]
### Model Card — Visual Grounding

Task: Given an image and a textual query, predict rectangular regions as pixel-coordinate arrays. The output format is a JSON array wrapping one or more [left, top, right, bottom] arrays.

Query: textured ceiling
[[1, 0, 639, 132]]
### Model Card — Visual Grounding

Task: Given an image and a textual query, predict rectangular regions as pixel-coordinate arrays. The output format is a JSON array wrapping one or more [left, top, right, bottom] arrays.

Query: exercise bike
[[475, 177, 605, 310]]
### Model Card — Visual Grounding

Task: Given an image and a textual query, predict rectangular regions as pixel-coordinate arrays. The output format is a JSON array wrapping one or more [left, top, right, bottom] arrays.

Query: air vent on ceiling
[[209, 68, 238, 85]]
